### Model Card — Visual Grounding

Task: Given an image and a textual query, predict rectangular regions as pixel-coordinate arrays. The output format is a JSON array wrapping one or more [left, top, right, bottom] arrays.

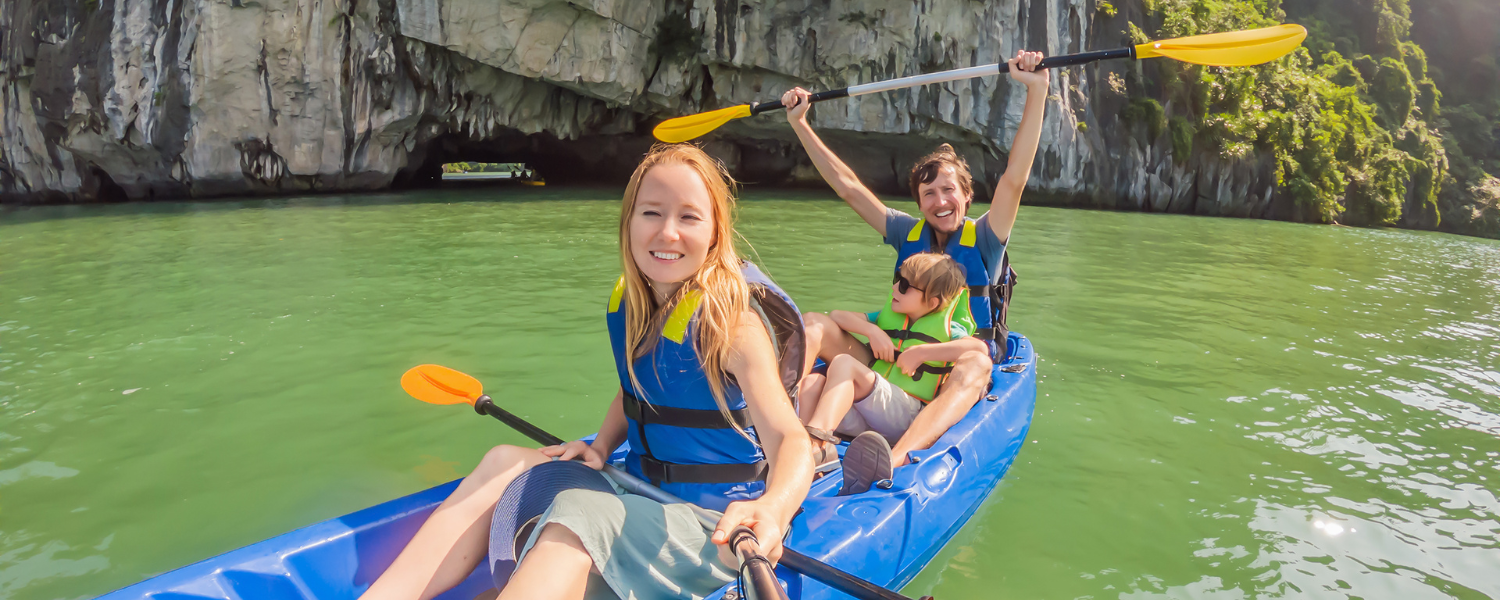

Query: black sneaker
[[839, 431, 893, 496]]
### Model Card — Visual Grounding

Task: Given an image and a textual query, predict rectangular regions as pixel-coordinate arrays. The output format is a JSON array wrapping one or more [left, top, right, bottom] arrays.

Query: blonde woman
[[361, 144, 814, 600]]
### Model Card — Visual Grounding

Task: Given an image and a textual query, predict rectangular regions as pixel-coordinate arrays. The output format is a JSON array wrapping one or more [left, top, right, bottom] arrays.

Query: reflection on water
[[2, 190, 1498, 600]]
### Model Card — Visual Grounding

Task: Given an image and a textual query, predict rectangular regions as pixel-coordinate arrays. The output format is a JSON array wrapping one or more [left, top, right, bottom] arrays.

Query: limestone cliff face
[[1, 0, 1290, 220]]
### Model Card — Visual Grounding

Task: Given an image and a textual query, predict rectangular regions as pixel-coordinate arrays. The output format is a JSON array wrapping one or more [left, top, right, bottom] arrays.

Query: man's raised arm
[[987, 50, 1051, 243], [782, 88, 889, 237]]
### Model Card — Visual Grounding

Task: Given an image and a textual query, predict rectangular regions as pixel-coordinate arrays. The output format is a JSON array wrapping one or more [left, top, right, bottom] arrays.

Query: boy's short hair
[[900, 253, 966, 305], [908, 143, 974, 201]]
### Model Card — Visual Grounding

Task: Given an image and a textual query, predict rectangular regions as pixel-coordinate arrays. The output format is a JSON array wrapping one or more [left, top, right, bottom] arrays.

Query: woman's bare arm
[[542, 389, 629, 469], [713, 310, 814, 562], [591, 390, 629, 454], [783, 88, 889, 236]]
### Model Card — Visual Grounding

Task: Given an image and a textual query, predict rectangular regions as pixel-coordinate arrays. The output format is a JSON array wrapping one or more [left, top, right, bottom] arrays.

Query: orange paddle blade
[[401, 364, 483, 405], [1135, 24, 1307, 66]]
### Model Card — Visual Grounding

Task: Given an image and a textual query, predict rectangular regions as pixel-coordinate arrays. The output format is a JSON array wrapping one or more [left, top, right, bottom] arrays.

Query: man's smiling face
[[916, 166, 969, 234]]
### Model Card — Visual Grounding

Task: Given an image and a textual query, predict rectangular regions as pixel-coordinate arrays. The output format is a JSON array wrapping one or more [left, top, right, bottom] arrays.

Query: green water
[[3, 189, 1498, 600]]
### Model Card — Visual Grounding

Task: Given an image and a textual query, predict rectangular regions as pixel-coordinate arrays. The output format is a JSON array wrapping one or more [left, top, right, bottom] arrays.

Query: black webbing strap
[[910, 363, 954, 381], [882, 329, 942, 345], [968, 284, 992, 297], [639, 455, 768, 484], [622, 391, 752, 429], [873, 349, 955, 382]]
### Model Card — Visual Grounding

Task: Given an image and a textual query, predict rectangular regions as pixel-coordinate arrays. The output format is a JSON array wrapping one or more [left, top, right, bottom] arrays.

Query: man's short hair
[[908, 143, 974, 201], [900, 253, 966, 305]]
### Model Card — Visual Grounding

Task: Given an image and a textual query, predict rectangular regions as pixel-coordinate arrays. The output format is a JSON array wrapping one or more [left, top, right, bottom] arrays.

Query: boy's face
[[891, 276, 942, 318]]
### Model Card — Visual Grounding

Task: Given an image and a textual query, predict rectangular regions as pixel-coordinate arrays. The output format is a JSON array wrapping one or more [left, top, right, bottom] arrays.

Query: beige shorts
[[519, 488, 735, 600], [834, 371, 924, 444]]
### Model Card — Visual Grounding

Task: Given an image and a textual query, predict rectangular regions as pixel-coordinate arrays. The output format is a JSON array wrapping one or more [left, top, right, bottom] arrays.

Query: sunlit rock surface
[[1, 0, 1291, 219]]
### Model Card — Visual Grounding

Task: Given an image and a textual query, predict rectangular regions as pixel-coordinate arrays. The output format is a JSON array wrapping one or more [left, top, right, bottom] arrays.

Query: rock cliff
[[0, 0, 1369, 224]]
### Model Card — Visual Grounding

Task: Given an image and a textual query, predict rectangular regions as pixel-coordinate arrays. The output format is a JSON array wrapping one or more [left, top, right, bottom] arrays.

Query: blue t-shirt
[[882, 208, 1008, 285], [865, 311, 974, 339]]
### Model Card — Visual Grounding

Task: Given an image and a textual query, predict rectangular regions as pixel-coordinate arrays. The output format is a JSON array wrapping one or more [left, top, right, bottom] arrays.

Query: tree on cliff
[[1112, 0, 1496, 237]]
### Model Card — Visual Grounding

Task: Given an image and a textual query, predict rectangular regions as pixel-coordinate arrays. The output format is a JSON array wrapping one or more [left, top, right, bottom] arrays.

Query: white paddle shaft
[[845, 63, 1003, 97]]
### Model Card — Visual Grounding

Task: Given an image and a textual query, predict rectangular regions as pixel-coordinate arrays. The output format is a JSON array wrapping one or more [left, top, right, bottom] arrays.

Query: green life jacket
[[851, 288, 976, 403]]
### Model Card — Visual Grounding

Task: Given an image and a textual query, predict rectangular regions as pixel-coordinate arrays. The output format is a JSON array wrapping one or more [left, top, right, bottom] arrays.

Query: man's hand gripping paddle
[[652, 23, 1307, 143], [402, 364, 932, 600]]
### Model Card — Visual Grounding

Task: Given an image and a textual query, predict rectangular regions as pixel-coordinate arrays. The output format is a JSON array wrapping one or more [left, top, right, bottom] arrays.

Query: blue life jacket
[[894, 218, 1016, 342], [605, 262, 804, 511]]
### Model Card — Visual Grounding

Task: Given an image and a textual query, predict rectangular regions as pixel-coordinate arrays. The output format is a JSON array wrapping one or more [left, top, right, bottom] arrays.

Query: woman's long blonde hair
[[619, 144, 752, 438]]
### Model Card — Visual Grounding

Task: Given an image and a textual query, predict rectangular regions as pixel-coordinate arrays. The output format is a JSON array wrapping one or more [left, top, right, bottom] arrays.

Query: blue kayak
[[97, 334, 1036, 600]]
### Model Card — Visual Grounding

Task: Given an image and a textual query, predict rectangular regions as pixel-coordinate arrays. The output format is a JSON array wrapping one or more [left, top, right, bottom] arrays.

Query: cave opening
[[89, 166, 128, 203], [391, 128, 861, 193], [392, 129, 666, 191]]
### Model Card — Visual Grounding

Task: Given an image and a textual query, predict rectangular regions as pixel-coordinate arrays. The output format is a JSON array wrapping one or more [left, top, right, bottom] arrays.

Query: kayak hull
[[762, 333, 1036, 600], [97, 334, 1036, 600]]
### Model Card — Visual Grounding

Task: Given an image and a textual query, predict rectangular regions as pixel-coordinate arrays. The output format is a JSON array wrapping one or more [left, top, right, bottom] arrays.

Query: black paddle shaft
[[731, 526, 790, 600], [470, 396, 929, 600], [474, 395, 565, 445], [749, 46, 1134, 116]]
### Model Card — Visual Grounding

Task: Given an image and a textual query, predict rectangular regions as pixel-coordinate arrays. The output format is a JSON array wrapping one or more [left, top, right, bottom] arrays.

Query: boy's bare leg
[[801, 312, 874, 375], [807, 354, 880, 438], [797, 372, 827, 424], [497, 523, 594, 600], [800, 313, 877, 459], [890, 350, 993, 467], [360, 445, 551, 600]]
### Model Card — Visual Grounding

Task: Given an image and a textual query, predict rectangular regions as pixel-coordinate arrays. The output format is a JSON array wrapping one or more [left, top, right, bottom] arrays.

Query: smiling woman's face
[[629, 163, 716, 289], [916, 166, 969, 233]]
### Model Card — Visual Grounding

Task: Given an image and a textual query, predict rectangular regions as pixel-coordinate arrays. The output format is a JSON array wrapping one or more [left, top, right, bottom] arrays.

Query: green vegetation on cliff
[[1117, 0, 1498, 237], [1408, 0, 1500, 237]]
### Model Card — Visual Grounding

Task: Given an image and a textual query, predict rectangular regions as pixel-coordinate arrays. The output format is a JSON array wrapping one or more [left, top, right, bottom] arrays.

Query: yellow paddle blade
[[652, 105, 752, 143], [401, 364, 483, 406], [1135, 24, 1307, 66]]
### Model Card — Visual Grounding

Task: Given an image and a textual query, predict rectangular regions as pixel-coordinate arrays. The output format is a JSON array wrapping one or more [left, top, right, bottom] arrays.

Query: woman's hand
[[894, 344, 930, 377], [711, 499, 788, 564], [539, 440, 607, 470], [781, 87, 813, 124], [1007, 50, 1049, 90]]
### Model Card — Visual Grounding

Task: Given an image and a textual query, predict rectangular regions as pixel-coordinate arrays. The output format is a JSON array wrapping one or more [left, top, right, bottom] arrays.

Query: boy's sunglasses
[[894, 274, 926, 295]]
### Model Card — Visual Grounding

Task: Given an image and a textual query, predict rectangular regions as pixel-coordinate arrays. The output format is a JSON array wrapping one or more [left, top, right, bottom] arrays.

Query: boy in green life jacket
[[800, 253, 989, 495]]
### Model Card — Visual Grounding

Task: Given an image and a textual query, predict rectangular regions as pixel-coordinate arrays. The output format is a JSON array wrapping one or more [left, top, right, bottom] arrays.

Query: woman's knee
[[533, 522, 588, 551], [508, 522, 595, 591], [474, 445, 545, 478]]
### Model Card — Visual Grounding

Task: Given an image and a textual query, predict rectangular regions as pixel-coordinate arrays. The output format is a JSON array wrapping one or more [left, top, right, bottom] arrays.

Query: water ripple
[[3, 194, 1498, 600]]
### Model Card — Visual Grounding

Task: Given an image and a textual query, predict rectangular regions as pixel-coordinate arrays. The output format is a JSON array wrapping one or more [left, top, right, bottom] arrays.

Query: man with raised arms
[[782, 49, 1049, 481]]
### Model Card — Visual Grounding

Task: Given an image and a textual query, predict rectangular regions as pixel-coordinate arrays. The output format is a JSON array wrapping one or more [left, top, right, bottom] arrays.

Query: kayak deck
[[97, 334, 1036, 600]]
